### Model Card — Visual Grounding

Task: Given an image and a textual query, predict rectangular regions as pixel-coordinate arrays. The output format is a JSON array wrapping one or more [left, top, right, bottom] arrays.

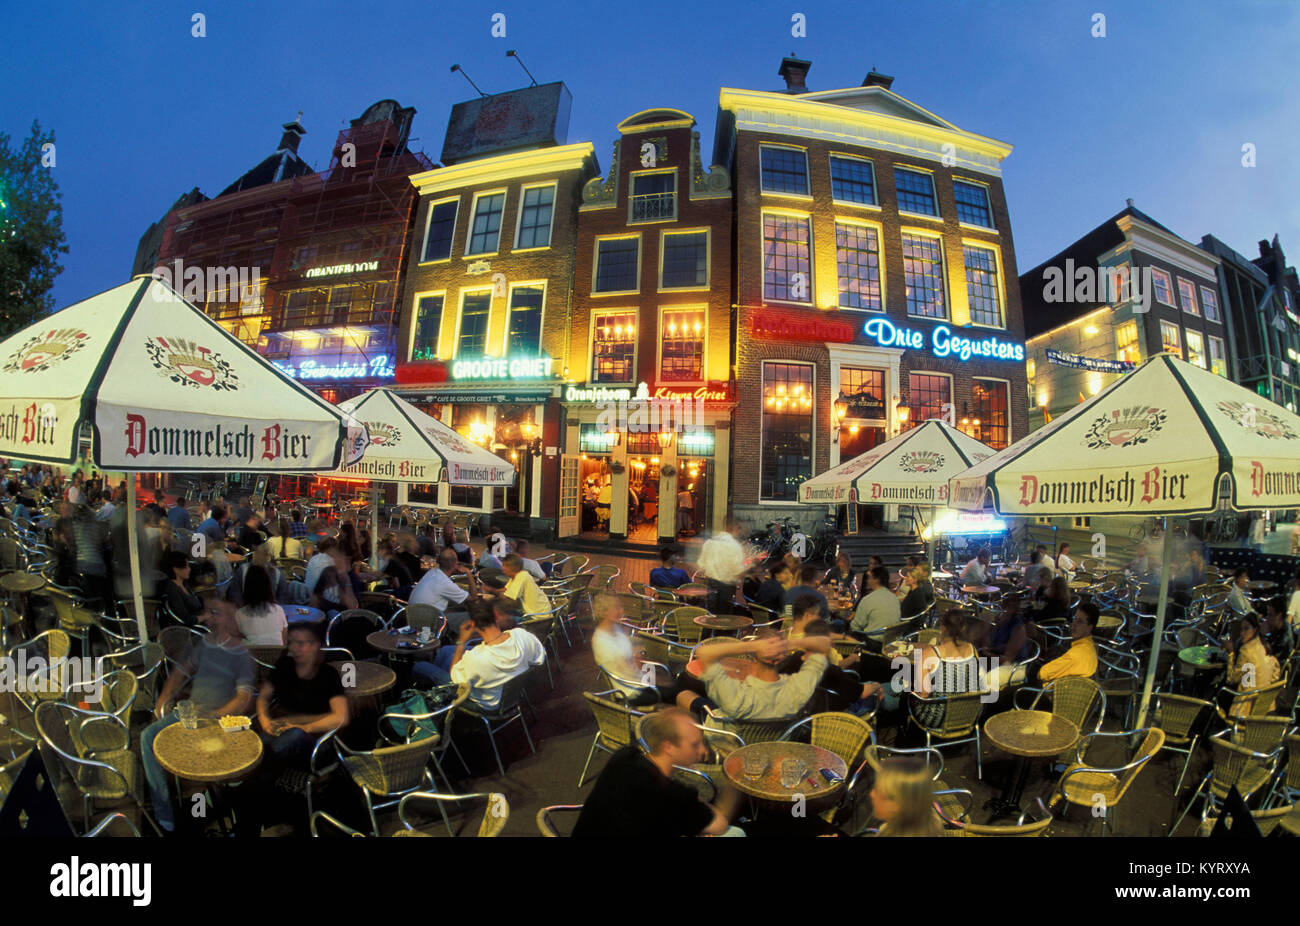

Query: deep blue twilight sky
[[3, 0, 1297, 310]]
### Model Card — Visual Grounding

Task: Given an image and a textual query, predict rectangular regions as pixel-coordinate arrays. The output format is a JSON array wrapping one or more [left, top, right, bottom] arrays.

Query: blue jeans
[[142, 715, 180, 831], [412, 646, 457, 686], [263, 727, 316, 769]]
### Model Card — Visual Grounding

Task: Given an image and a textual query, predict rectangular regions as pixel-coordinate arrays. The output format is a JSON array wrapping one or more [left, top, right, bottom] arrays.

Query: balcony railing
[[629, 192, 676, 223]]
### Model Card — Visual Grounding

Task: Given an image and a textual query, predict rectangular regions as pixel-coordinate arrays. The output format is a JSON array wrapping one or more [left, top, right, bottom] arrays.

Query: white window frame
[[512, 182, 557, 252], [656, 305, 708, 385], [1115, 319, 1141, 363], [1176, 277, 1200, 316], [828, 153, 879, 209], [961, 238, 1007, 329], [408, 288, 448, 360], [1159, 319, 1182, 358], [591, 234, 642, 297], [760, 208, 814, 306], [453, 286, 495, 359], [1184, 328, 1206, 368], [952, 177, 996, 231], [627, 168, 679, 225], [970, 375, 1013, 448], [833, 216, 886, 312], [900, 227, 949, 320], [758, 144, 812, 200], [1149, 267, 1176, 306], [893, 165, 940, 220], [759, 359, 815, 505], [463, 189, 508, 258], [589, 308, 639, 385], [504, 280, 548, 357], [1200, 285, 1222, 323], [419, 196, 459, 264], [1208, 335, 1228, 376], [658, 227, 711, 292]]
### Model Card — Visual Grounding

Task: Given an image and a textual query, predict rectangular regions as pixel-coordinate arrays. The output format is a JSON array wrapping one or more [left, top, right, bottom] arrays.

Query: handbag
[[383, 689, 440, 742]]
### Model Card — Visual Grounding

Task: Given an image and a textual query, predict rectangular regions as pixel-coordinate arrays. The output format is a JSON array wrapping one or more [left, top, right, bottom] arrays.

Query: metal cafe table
[[983, 710, 1079, 822]]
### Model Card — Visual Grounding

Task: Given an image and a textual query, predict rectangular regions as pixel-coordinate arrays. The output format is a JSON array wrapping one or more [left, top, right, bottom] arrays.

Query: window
[[971, 379, 1009, 449], [1116, 320, 1140, 363], [630, 172, 676, 222], [907, 373, 951, 428], [964, 244, 1003, 326], [1209, 336, 1228, 377], [1200, 285, 1222, 323], [1160, 320, 1182, 357], [506, 286, 543, 355], [1177, 278, 1200, 316], [839, 367, 885, 419], [763, 214, 812, 303], [830, 155, 875, 205], [953, 180, 994, 228], [594, 238, 639, 293], [1150, 268, 1175, 306], [661, 231, 708, 289], [411, 294, 443, 359], [835, 223, 881, 310], [760, 146, 809, 195], [515, 186, 554, 249], [660, 310, 705, 381], [579, 423, 618, 454], [456, 292, 492, 356], [761, 362, 813, 501], [466, 192, 505, 256], [592, 311, 636, 382], [894, 168, 937, 216], [902, 233, 946, 318], [1185, 329, 1206, 368], [422, 200, 458, 262], [1106, 264, 1132, 303]]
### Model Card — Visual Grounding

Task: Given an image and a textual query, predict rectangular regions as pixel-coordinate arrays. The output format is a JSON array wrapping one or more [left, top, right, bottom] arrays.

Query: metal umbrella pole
[[125, 478, 148, 642], [370, 482, 380, 571], [1136, 515, 1176, 728]]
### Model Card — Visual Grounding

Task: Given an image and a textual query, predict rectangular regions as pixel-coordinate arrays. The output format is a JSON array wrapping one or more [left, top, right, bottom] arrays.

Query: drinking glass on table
[[742, 753, 768, 782], [176, 700, 198, 730], [780, 757, 807, 790]]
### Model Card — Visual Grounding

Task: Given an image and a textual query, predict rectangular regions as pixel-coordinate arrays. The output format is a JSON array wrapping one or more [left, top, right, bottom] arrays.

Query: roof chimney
[[778, 56, 811, 94], [278, 113, 306, 155], [861, 69, 894, 90], [1126, 198, 1134, 208]]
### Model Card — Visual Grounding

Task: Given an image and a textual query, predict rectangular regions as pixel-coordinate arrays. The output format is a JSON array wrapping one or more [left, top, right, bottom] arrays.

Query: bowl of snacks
[[219, 715, 252, 733]]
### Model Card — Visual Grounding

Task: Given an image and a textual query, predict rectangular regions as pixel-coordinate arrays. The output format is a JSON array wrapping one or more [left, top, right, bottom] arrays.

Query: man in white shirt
[[851, 566, 902, 639], [677, 486, 695, 536], [448, 606, 546, 710], [513, 539, 547, 582], [500, 553, 550, 618], [410, 548, 476, 618], [960, 547, 993, 586]]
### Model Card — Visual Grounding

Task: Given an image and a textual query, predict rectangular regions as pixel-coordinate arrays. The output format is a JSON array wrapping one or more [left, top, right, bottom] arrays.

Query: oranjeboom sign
[[863, 318, 1024, 362]]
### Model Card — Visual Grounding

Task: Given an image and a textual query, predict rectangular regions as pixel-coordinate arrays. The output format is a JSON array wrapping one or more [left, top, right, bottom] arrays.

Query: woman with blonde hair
[[870, 758, 943, 836], [897, 561, 934, 619]]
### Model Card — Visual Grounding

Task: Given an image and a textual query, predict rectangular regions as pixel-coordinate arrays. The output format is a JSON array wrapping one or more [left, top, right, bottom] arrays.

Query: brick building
[[716, 59, 1028, 533]]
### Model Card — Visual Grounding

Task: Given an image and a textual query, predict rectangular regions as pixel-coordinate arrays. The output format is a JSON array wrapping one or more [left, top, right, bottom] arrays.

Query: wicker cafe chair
[[63, 669, 138, 751], [667, 606, 709, 646], [1264, 733, 1300, 808], [335, 736, 440, 836], [946, 798, 1055, 837], [588, 564, 620, 592], [1015, 676, 1106, 763], [536, 804, 584, 837], [631, 629, 693, 676], [396, 791, 509, 837], [1150, 693, 1214, 796], [1171, 730, 1284, 834], [1216, 680, 1286, 724], [1051, 728, 1165, 836], [9, 629, 73, 706], [33, 701, 161, 836], [310, 812, 368, 837], [700, 707, 798, 753], [43, 587, 96, 654], [1196, 804, 1298, 837], [519, 611, 563, 690], [779, 711, 874, 770], [578, 690, 646, 788], [388, 602, 444, 635], [905, 689, 989, 779], [671, 764, 719, 804], [844, 744, 955, 833], [1228, 715, 1291, 756], [447, 673, 537, 778]]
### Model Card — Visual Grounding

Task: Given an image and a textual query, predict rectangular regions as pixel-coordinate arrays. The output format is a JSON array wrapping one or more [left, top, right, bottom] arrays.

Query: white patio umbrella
[[324, 388, 516, 566], [948, 352, 1300, 725], [0, 276, 369, 640], [799, 418, 996, 562]]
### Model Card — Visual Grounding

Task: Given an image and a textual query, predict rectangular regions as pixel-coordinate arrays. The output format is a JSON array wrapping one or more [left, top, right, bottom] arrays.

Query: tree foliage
[[0, 120, 68, 339]]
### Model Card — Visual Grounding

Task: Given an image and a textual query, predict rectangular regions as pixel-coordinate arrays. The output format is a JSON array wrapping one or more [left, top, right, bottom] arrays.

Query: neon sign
[[863, 318, 1024, 362], [451, 355, 555, 380], [304, 261, 379, 278], [273, 355, 396, 380]]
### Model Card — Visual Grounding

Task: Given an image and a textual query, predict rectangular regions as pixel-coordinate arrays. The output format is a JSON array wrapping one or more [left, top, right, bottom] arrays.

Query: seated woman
[[228, 545, 284, 608], [1222, 614, 1282, 717], [869, 758, 943, 837], [1055, 542, 1076, 582], [911, 610, 985, 729], [897, 562, 935, 619], [235, 564, 288, 646], [984, 596, 1033, 690], [260, 518, 303, 562], [823, 553, 856, 598], [752, 562, 791, 613], [373, 538, 415, 599], [1034, 576, 1071, 625], [160, 550, 204, 625]]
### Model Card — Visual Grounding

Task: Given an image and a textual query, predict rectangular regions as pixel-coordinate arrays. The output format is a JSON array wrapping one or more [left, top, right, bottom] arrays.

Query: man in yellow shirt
[[501, 553, 551, 618], [1032, 601, 1099, 684]]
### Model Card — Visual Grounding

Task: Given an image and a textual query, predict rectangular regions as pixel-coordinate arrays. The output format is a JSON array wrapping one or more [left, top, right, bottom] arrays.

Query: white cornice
[[1115, 215, 1220, 278], [409, 142, 597, 193]]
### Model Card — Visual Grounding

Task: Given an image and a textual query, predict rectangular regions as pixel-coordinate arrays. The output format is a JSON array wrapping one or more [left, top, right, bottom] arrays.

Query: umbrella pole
[[126, 478, 148, 642], [1136, 515, 1175, 728], [371, 483, 380, 571], [928, 504, 937, 567]]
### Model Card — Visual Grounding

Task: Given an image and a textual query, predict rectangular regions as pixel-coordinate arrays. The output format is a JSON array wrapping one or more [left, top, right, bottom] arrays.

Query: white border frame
[[589, 307, 639, 385], [1208, 335, 1228, 376], [513, 182, 557, 252], [900, 226, 949, 321], [893, 164, 941, 221], [1176, 276, 1201, 317], [408, 288, 448, 360], [656, 304, 708, 385], [1149, 267, 1177, 307], [627, 167, 679, 225], [951, 176, 997, 232], [591, 233, 642, 297], [828, 152, 879, 210], [832, 216, 886, 313], [419, 196, 460, 265], [969, 375, 1013, 449], [463, 188, 508, 259], [1199, 284, 1223, 324], [758, 143, 813, 201], [906, 369, 955, 429], [759, 208, 814, 306], [453, 286, 495, 358], [1159, 319, 1183, 358], [960, 238, 1007, 330], [758, 358, 816, 504], [1183, 328, 1207, 368], [658, 227, 711, 292], [504, 280, 548, 357]]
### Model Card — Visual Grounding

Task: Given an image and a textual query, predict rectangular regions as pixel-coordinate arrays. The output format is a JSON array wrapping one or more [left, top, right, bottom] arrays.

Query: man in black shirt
[[753, 561, 791, 613], [573, 708, 740, 837]]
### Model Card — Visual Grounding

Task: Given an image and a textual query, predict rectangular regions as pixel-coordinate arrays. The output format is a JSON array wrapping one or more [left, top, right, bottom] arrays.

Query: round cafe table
[[694, 614, 753, 634], [337, 660, 396, 699], [723, 742, 846, 808], [287, 605, 325, 624], [152, 719, 263, 783], [962, 585, 1000, 598], [686, 640, 757, 681], [676, 584, 711, 602], [1, 573, 46, 636], [1247, 580, 1277, 594], [366, 628, 439, 657], [931, 570, 954, 581], [1178, 645, 1226, 670], [983, 710, 1080, 822]]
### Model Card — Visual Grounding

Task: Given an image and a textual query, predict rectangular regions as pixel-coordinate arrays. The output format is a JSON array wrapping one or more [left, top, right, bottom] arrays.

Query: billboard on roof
[[441, 82, 571, 164]]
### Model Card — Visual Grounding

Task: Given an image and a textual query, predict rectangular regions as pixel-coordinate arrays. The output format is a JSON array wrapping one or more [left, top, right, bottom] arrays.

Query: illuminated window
[[515, 186, 554, 249], [457, 292, 491, 356], [907, 372, 951, 428], [506, 286, 543, 355], [662, 231, 708, 288], [1185, 329, 1206, 368], [830, 155, 875, 205], [894, 168, 937, 216], [1160, 320, 1182, 357], [630, 172, 676, 223], [971, 379, 1009, 449], [594, 238, 639, 293], [760, 146, 809, 195], [761, 362, 813, 501], [466, 193, 505, 256], [763, 214, 812, 303], [1026, 358, 1036, 382], [1150, 268, 1175, 306], [660, 310, 704, 381], [412, 295, 443, 359], [1208, 336, 1228, 377], [902, 233, 946, 318], [964, 244, 1003, 326], [839, 367, 885, 419], [835, 223, 881, 310], [1177, 278, 1200, 316], [1200, 285, 1222, 323], [592, 311, 636, 383], [1115, 320, 1140, 363], [953, 181, 994, 228], [422, 200, 458, 262]]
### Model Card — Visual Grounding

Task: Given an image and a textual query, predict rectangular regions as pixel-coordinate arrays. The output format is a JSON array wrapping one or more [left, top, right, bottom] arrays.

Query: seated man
[[1227, 568, 1253, 617], [752, 561, 791, 613], [649, 547, 692, 589], [783, 598, 882, 714], [1028, 601, 1100, 685], [500, 553, 550, 619], [591, 592, 668, 706], [960, 547, 993, 587], [513, 539, 547, 581], [142, 601, 255, 833], [783, 563, 831, 620], [447, 602, 547, 710], [850, 566, 902, 642], [675, 628, 828, 722], [1263, 596, 1294, 663], [310, 545, 360, 616], [1022, 549, 1053, 591], [573, 708, 741, 837], [410, 548, 476, 630]]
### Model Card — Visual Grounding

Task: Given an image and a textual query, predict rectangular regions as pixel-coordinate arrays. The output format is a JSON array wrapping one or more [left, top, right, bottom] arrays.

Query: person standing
[[676, 485, 695, 536]]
